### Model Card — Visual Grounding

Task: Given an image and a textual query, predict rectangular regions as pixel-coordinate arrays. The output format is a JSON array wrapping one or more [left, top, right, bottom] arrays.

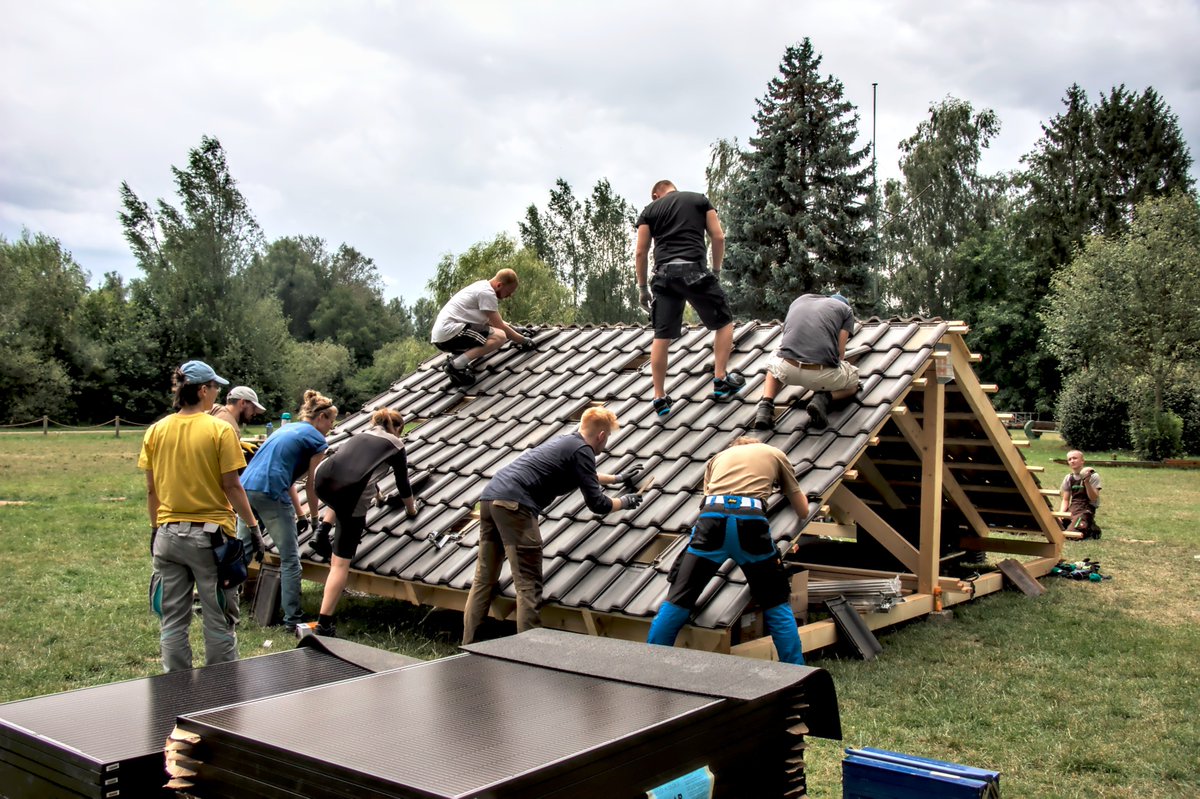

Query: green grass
[[1, 433, 1197, 797]]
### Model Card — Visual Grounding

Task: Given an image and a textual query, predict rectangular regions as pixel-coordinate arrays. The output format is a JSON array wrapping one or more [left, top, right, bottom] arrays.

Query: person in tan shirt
[[208, 385, 267, 437], [647, 437, 810, 664]]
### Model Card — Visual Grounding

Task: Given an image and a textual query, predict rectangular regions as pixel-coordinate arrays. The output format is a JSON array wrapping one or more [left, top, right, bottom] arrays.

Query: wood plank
[[918, 372, 946, 594], [853, 455, 907, 510], [794, 594, 936, 650], [802, 521, 858, 539], [959, 536, 1058, 557], [830, 484, 920, 573], [996, 558, 1047, 597]]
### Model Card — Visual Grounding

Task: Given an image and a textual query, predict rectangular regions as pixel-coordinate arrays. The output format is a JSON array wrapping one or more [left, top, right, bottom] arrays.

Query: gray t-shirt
[[778, 294, 855, 365], [430, 280, 499, 344]]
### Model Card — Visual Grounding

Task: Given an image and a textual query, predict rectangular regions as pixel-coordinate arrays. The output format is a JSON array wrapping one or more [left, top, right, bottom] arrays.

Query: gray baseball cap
[[227, 386, 266, 412]]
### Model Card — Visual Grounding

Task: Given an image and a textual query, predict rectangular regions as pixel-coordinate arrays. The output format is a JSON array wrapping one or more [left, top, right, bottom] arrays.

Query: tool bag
[[209, 531, 248, 590]]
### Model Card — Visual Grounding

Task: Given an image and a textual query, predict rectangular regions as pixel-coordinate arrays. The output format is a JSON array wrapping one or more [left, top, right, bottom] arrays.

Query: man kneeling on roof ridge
[[754, 291, 861, 431], [430, 268, 535, 387], [461, 407, 647, 644], [647, 436, 809, 665]]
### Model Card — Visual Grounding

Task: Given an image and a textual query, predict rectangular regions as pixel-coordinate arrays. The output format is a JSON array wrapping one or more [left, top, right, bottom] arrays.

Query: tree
[[0, 231, 93, 423], [345, 338, 437, 409], [520, 179, 588, 308], [722, 38, 874, 318], [1043, 193, 1200, 454], [428, 234, 573, 327], [705, 138, 747, 218], [881, 97, 1007, 317], [279, 340, 355, 411]]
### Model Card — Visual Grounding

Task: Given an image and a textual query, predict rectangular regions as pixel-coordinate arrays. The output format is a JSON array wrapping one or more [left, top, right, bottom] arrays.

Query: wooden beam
[[794, 594, 936, 650], [802, 521, 858, 539], [853, 455, 907, 510], [830, 484, 920, 573], [959, 536, 1058, 557], [918, 372, 946, 594]]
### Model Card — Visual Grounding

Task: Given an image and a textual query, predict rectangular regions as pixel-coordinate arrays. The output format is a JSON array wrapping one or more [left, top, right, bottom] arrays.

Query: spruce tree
[[723, 38, 874, 319]]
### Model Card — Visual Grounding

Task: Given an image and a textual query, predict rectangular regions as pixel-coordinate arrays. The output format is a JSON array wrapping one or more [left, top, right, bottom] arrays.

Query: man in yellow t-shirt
[[138, 360, 261, 672]]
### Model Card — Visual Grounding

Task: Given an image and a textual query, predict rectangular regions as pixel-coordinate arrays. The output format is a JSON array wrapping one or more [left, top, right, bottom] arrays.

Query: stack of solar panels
[[173, 629, 843, 798], [0, 636, 417, 799], [843, 748, 1001, 798]]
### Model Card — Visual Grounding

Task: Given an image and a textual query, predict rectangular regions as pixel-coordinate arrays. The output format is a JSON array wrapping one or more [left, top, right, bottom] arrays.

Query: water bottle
[[264, 422, 274, 437], [281, 412, 291, 427]]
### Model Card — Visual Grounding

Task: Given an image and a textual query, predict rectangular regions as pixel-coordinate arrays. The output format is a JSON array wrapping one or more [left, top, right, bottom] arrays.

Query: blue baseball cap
[[830, 292, 850, 306], [179, 360, 229, 386]]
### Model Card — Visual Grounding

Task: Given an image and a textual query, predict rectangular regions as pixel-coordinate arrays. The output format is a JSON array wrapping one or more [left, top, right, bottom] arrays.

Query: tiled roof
[[291, 318, 1048, 631]]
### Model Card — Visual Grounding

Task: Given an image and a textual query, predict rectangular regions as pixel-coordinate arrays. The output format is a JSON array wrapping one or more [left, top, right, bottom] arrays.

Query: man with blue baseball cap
[[754, 292, 860, 431]]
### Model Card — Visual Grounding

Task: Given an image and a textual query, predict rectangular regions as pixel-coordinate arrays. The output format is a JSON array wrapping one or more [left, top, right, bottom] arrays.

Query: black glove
[[150, 527, 157, 556], [613, 465, 643, 490], [618, 493, 644, 510], [247, 524, 266, 563], [296, 518, 310, 535], [638, 284, 652, 312], [382, 490, 410, 509], [515, 333, 536, 352]]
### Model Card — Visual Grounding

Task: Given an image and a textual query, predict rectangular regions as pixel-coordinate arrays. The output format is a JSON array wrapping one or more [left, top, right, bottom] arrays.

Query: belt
[[704, 495, 763, 510], [781, 357, 827, 370], [160, 521, 222, 534]]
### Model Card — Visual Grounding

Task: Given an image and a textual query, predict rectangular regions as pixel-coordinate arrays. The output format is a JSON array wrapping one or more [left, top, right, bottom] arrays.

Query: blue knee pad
[[764, 603, 804, 665], [647, 601, 691, 647]]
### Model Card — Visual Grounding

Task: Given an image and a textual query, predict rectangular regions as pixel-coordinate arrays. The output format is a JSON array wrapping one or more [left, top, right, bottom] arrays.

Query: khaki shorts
[[767, 356, 860, 393]]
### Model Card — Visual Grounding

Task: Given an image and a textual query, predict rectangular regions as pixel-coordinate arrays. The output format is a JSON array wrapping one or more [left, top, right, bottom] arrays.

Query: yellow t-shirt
[[703, 442, 802, 501], [138, 412, 246, 534]]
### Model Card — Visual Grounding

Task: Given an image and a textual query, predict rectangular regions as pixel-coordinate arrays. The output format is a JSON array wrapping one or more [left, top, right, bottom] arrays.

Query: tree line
[[3, 38, 1197, 456]]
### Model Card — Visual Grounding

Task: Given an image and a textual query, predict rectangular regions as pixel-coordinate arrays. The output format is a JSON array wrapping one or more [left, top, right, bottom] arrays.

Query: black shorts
[[434, 322, 492, 354], [331, 509, 367, 559], [650, 263, 733, 340]]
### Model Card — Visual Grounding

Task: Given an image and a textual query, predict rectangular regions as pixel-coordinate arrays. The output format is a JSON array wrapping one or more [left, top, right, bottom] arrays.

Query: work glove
[[612, 465, 644, 490], [381, 490, 412, 510], [296, 518, 310, 536], [405, 500, 420, 519], [618, 493, 644, 511], [638, 284, 652, 313], [247, 524, 266, 563], [515, 335, 536, 352]]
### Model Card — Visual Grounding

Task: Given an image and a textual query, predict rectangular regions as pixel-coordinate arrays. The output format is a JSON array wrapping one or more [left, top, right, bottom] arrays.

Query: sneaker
[[652, 395, 673, 417], [806, 392, 830, 429], [753, 399, 775, 431], [441, 357, 476, 387], [712, 371, 746, 401], [314, 620, 337, 637], [310, 533, 332, 559]]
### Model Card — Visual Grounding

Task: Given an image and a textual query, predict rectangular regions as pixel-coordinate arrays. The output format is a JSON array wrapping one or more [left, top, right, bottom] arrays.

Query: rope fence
[[0, 416, 154, 437]]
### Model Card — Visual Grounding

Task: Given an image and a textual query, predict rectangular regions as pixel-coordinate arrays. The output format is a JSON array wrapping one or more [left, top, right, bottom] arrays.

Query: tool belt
[[781, 357, 827, 370], [704, 495, 763, 510]]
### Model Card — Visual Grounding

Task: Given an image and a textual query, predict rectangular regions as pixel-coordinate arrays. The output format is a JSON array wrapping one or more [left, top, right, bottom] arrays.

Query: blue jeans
[[240, 491, 303, 626]]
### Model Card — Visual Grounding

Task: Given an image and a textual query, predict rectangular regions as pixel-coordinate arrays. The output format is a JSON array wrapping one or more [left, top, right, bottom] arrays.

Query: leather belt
[[704, 495, 763, 510], [781, 357, 826, 370]]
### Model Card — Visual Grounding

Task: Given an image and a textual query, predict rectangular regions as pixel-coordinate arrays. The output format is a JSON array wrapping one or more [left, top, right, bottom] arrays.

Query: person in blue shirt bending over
[[239, 389, 337, 632]]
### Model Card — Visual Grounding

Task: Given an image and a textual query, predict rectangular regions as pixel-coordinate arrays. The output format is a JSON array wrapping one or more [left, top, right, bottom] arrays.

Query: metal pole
[[872, 82, 880, 307]]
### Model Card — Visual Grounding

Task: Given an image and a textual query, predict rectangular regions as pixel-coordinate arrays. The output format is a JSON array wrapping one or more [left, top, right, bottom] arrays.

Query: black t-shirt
[[482, 432, 612, 515], [636, 191, 713, 265]]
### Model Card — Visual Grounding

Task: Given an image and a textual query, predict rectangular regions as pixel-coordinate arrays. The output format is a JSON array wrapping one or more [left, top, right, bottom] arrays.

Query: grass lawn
[[1, 431, 1197, 797]]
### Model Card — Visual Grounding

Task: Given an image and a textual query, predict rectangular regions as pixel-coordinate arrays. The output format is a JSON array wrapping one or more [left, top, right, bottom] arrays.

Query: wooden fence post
[[115, 417, 121, 438], [42, 415, 48, 436]]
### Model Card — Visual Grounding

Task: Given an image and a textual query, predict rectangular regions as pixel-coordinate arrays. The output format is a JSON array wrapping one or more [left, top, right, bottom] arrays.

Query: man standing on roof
[[754, 292, 860, 431], [208, 385, 266, 438], [461, 408, 646, 644], [636, 180, 744, 416], [1060, 449, 1102, 539], [430, 269, 534, 387], [647, 436, 809, 665]]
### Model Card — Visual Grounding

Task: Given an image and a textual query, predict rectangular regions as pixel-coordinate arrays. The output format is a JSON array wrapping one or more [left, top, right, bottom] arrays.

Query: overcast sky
[[3, 0, 1198, 304]]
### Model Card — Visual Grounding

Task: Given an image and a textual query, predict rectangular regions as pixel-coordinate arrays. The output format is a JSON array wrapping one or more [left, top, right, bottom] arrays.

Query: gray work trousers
[[152, 522, 238, 672]]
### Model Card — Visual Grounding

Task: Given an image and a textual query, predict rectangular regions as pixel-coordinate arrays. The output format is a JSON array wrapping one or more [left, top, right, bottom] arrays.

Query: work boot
[[315, 617, 337, 637], [310, 531, 332, 559], [652, 395, 673, 417], [441, 357, 476, 387], [712, 371, 746, 401], [753, 399, 775, 431], [806, 392, 830, 429]]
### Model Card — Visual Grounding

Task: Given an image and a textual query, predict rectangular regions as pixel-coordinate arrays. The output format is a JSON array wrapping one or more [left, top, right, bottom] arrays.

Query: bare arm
[[837, 329, 849, 361], [220, 470, 258, 529], [145, 472, 160, 528], [1082, 469, 1100, 503], [304, 452, 324, 521], [484, 309, 526, 343], [706, 210, 725, 273], [1060, 489, 1070, 513], [635, 225, 652, 285], [788, 490, 811, 523]]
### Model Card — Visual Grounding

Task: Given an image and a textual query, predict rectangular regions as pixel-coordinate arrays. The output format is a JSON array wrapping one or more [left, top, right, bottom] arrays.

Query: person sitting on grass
[[1060, 449, 1102, 539], [309, 408, 418, 637]]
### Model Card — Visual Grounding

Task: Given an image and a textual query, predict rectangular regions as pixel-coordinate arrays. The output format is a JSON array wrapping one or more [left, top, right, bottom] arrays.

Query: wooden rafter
[[829, 484, 920, 573], [917, 369, 946, 594], [854, 455, 907, 510]]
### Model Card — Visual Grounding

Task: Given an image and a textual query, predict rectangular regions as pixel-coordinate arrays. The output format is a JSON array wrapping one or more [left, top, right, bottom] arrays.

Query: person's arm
[[304, 452, 324, 524], [787, 489, 811, 522], [484, 309, 527, 344], [221, 470, 258, 530], [1060, 486, 1070, 513], [387, 449, 418, 516], [837, 328, 849, 361], [1082, 469, 1100, 503], [574, 450, 616, 514], [635, 225, 652, 286], [705, 210, 725, 273], [145, 471, 159, 529]]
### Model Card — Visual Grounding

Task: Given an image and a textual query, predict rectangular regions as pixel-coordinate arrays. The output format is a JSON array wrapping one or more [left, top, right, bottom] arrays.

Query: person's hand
[[405, 501, 419, 519], [516, 335, 536, 352], [613, 465, 644, 490], [1082, 467, 1095, 478], [296, 518, 310, 535], [247, 524, 266, 563], [638, 284, 652, 312], [618, 493, 644, 511]]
